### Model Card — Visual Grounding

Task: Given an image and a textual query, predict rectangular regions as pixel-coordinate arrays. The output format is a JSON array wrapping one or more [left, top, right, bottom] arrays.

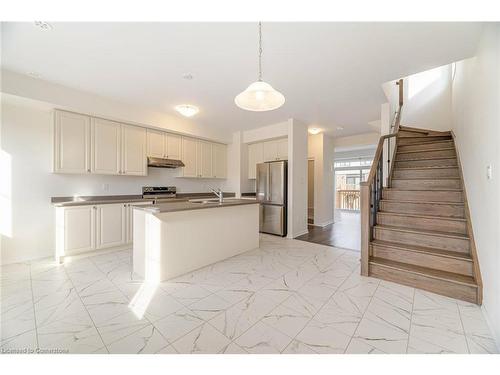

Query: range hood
[[147, 157, 185, 169]]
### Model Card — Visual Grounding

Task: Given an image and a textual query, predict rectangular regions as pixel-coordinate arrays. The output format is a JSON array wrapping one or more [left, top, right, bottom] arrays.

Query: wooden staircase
[[362, 125, 482, 304]]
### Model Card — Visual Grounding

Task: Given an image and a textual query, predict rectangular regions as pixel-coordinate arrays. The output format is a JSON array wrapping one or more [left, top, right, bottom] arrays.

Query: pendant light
[[235, 22, 285, 111]]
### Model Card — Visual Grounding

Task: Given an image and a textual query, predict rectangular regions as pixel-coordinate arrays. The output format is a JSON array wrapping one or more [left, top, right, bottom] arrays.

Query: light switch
[[102, 183, 109, 192], [486, 165, 493, 180]]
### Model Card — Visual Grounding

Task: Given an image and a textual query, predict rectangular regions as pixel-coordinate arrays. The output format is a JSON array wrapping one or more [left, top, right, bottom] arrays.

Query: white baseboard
[[311, 219, 334, 227], [290, 229, 309, 239]]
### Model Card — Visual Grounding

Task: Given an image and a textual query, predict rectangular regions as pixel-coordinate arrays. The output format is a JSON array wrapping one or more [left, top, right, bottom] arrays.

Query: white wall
[[382, 65, 453, 132], [334, 132, 380, 152], [451, 24, 500, 347], [308, 133, 334, 226], [287, 119, 308, 238], [0, 98, 230, 265]]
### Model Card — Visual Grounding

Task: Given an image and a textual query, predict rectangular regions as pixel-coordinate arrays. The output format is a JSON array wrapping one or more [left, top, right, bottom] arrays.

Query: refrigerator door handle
[[267, 165, 271, 201]]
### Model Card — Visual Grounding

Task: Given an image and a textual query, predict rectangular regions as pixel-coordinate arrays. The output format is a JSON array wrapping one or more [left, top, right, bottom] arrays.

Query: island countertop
[[136, 199, 260, 214]]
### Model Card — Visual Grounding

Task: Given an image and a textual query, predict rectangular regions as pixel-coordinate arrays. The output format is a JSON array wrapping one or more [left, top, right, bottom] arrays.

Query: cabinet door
[[63, 206, 95, 254], [54, 111, 91, 174], [197, 141, 212, 178], [277, 138, 288, 160], [147, 129, 166, 158], [212, 143, 227, 179], [91, 118, 121, 175], [122, 124, 147, 176], [181, 137, 198, 177], [166, 133, 182, 159], [248, 143, 264, 179], [96, 204, 126, 249], [263, 140, 278, 162]]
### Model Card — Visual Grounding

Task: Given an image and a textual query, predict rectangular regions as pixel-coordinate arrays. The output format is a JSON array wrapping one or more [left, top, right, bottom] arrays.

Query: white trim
[[310, 219, 334, 228], [289, 229, 309, 239]]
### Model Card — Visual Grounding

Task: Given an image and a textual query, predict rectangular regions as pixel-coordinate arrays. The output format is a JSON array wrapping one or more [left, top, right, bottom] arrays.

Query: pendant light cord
[[258, 21, 263, 81]]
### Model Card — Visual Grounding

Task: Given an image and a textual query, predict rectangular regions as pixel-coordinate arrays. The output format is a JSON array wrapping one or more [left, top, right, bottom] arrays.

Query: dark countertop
[[51, 192, 236, 207], [136, 199, 259, 214]]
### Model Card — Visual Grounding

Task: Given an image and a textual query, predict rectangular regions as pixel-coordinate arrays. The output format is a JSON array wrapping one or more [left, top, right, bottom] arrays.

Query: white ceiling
[[1, 22, 483, 136]]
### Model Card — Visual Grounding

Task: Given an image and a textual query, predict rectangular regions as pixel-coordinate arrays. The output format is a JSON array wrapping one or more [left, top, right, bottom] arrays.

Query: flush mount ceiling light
[[308, 128, 321, 135], [336, 126, 344, 131], [34, 21, 53, 31], [235, 22, 285, 112], [175, 104, 199, 118]]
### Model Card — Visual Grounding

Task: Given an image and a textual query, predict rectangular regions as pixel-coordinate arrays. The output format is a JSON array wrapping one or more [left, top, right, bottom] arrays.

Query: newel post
[[360, 182, 370, 276]]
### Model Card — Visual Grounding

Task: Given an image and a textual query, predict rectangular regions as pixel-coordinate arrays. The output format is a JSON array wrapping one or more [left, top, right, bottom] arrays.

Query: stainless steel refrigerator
[[256, 160, 287, 237]]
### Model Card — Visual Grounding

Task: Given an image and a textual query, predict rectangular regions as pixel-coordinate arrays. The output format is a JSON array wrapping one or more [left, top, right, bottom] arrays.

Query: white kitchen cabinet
[[121, 124, 147, 176], [96, 203, 126, 249], [248, 142, 264, 179], [181, 137, 198, 177], [147, 129, 165, 158], [197, 141, 212, 178], [166, 133, 182, 159], [212, 143, 227, 179], [263, 138, 288, 162], [91, 118, 121, 175], [54, 110, 91, 174], [277, 138, 288, 160], [62, 205, 95, 254]]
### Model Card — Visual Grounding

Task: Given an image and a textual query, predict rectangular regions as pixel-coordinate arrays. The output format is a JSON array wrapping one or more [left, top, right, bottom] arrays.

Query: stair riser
[[397, 137, 452, 146], [371, 245, 473, 276], [393, 168, 459, 179], [397, 149, 456, 160], [377, 213, 467, 234], [398, 130, 429, 137], [374, 227, 470, 253], [382, 189, 463, 203], [395, 158, 458, 168], [380, 201, 465, 218], [369, 263, 477, 303], [398, 141, 454, 152], [391, 179, 462, 190]]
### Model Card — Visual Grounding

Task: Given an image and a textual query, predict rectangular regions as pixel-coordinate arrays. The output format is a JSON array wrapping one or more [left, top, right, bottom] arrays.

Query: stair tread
[[399, 126, 451, 135], [399, 140, 453, 146], [384, 188, 463, 192], [392, 177, 461, 180], [397, 147, 455, 154], [394, 166, 458, 170], [395, 156, 457, 161], [377, 211, 467, 222], [375, 224, 470, 240], [369, 257, 477, 287], [381, 198, 464, 206], [371, 240, 472, 260]]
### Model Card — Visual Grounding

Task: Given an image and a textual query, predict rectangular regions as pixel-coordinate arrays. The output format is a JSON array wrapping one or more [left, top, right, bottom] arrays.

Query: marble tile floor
[[1, 234, 497, 354]]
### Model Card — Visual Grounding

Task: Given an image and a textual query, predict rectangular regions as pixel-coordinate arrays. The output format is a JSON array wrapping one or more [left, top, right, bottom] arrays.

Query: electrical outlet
[[486, 165, 493, 180]]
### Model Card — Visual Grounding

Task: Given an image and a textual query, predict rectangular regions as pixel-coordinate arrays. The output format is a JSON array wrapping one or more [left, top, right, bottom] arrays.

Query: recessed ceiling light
[[182, 73, 193, 80], [175, 104, 199, 118], [34, 21, 53, 31], [308, 128, 321, 135], [336, 126, 344, 131]]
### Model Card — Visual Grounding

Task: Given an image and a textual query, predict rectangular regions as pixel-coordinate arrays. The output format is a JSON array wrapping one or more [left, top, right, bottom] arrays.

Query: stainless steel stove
[[142, 186, 177, 202]]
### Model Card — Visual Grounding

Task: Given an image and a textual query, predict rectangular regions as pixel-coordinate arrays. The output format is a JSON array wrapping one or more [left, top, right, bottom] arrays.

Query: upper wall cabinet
[[181, 136, 227, 179], [147, 130, 182, 160], [91, 118, 121, 175], [54, 111, 91, 174], [212, 143, 227, 179], [121, 124, 147, 176], [263, 138, 288, 162], [248, 138, 287, 179]]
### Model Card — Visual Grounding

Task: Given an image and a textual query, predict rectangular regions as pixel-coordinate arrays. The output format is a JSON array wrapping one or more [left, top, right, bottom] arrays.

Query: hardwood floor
[[296, 210, 360, 251]]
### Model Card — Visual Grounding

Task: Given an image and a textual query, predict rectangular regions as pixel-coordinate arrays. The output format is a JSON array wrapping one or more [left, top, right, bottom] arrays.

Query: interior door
[[256, 163, 269, 202], [269, 161, 285, 205]]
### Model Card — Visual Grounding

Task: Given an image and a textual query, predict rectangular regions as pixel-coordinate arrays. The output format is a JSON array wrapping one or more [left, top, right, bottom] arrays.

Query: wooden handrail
[[363, 133, 398, 185]]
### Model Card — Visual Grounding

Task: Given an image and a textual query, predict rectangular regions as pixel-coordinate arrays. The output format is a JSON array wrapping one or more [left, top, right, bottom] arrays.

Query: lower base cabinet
[[57, 201, 152, 259]]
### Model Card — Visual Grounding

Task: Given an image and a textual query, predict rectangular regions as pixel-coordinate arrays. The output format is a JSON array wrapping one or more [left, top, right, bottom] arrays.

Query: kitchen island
[[132, 199, 260, 282]]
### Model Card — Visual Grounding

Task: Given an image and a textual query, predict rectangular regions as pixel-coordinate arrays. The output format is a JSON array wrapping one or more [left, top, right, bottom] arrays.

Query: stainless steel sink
[[189, 199, 221, 204]]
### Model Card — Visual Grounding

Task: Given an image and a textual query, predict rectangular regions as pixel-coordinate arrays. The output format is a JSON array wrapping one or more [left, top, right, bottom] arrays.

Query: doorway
[[307, 159, 314, 224]]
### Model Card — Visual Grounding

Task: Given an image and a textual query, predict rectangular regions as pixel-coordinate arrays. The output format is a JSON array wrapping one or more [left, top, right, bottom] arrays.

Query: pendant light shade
[[235, 22, 285, 112], [235, 81, 285, 111]]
